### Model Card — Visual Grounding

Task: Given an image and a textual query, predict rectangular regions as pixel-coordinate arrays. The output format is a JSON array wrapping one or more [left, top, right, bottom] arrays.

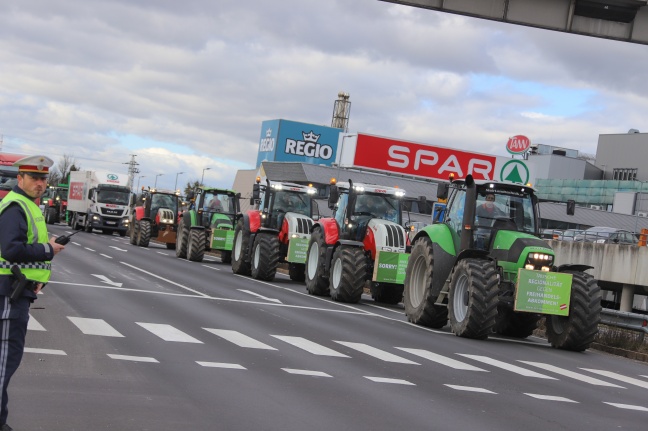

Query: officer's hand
[[34, 283, 44, 294], [49, 237, 65, 255]]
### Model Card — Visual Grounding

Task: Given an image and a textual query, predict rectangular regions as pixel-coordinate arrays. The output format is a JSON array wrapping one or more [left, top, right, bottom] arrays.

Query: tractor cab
[[130, 188, 180, 249], [190, 187, 240, 229], [252, 179, 318, 231]]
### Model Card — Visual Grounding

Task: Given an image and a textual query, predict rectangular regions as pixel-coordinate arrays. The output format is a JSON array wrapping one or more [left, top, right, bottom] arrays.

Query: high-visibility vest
[[0, 191, 52, 283]]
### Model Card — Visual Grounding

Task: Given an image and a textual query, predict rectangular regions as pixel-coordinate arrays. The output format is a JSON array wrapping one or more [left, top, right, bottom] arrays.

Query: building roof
[[539, 202, 648, 233]]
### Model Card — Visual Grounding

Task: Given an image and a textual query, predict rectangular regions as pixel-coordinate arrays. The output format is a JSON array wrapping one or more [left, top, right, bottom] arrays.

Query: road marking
[[365, 377, 415, 385], [238, 289, 282, 304], [604, 402, 648, 412], [120, 262, 210, 297], [137, 322, 203, 343], [396, 348, 487, 371], [27, 315, 46, 331], [519, 361, 624, 388], [108, 354, 158, 363], [25, 347, 66, 355], [445, 385, 495, 394], [91, 274, 123, 287], [525, 394, 578, 403], [282, 369, 332, 377], [580, 369, 648, 389], [334, 342, 419, 364], [84, 247, 95, 252], [72, 242, 81, 246], [67, 317, 124, 337], [197, 362, 246, 370], [109, 246, 128, 252], [202, 265, 221, 271], [458, 355, 556, 379], [273, 336, 350, 357], [204, 329, 277, 350], [100, 254, 113, 259]]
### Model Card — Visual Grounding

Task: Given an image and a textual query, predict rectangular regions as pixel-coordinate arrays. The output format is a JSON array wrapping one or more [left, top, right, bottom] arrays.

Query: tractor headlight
[[526, 252, 554, 269]]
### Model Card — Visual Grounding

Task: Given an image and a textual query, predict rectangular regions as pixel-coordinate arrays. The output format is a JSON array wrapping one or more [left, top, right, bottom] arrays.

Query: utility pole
[[125, 154, 139, 191]]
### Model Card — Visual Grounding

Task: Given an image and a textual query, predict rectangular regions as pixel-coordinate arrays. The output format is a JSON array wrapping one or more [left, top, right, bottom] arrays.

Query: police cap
[[13, 155, 54, 178]]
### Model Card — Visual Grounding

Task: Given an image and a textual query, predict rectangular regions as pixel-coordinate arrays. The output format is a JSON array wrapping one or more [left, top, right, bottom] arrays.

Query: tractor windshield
[[474, 189, 537, 250], [354, 194, 401, 224], [204, 192, 236, 215], [151, 193, 178, 213], [271, 191, 311, 217]]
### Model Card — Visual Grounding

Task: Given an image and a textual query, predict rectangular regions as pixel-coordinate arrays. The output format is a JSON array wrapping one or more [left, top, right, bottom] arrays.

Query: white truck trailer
[[67, 170, 131, 236]]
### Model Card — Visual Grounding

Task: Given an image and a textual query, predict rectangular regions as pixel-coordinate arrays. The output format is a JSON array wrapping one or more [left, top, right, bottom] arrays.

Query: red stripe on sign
[[560, 304, 567, 310]]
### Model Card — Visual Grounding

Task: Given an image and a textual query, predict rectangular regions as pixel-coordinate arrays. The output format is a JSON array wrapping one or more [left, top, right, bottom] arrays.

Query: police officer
[[0, 155, 65, 430]]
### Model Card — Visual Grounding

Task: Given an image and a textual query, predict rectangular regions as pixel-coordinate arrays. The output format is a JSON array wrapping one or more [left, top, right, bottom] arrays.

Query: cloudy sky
[[1, 0, 646, 190]]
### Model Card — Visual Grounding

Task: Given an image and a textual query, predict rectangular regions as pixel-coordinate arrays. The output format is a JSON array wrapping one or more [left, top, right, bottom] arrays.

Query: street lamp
[[154, 174, 163, 188], [201, 167, 211, 185], [136, 175, 146, 190], [175, 172, 185, 191]]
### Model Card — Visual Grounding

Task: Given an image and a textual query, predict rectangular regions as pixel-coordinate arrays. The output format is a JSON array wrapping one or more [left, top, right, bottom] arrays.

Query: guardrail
[[600, 308, 648, 341]]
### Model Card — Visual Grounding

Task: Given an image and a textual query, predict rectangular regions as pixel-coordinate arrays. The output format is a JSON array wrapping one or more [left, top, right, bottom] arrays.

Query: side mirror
[[328, 185, 339, 210], [252, 183, 260, 200], [437, 183, 449, 200]]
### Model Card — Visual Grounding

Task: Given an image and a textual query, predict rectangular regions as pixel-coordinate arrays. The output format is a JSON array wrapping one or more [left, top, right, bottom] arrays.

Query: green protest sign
[[212, 229, 235, 251], [514, 269, 572, 316], [373, 251, 409, 284], [287, 237, 309, 263]]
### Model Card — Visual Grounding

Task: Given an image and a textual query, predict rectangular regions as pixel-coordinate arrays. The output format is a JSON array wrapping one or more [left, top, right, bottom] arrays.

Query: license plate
[[106, 221, 117, 225]]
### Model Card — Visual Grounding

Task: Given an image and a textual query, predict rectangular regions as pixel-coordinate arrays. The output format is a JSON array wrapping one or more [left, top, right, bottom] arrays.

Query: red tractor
[[129, 188, 180, 249], [42, 185, 68, 224], [231, 177, 317, 282], [305, 179, 409, 304]]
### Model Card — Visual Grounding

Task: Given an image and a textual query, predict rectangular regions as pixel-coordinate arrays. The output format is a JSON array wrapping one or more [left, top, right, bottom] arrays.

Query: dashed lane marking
[[580, 369, 648, 389], [458, 355, 556, 379], [282, 369, 332, 377], [107, 354, 158, 363], [204, 328, 277, 350], [272, 335, 350, 357], [603, 402, 648, 412], [524, 394, 578, 403], [334, 342, 419, 364], [68, 317, 124, 337], [396, 348, 487, 371], [137, 322, 203, 343], [519, 361, 625, 388], [365, 377, 415, 385], [238, 289, 282, 303], [25, 348, 66, 355], [197, 362, 246, 370], [444, 385, 496, 394], [100, 254, 113, 259]]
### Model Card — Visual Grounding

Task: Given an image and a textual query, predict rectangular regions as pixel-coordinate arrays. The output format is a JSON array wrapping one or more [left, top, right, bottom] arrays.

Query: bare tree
[[49, 154, 81, 186], [184, 179, 201, 197]]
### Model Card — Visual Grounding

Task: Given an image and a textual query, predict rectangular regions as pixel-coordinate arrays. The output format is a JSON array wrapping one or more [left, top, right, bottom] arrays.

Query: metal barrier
[[600, 309, 648, 341]]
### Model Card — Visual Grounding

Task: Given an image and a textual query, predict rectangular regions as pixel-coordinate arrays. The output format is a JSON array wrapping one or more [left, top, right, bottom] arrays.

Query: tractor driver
[[208, 195, 223, 212], [475, 193, 505, 249]]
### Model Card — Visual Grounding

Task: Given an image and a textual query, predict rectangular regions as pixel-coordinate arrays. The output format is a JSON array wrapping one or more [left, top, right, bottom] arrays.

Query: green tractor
[[404, 175, 601, 351], [176, 187, 240, 263]]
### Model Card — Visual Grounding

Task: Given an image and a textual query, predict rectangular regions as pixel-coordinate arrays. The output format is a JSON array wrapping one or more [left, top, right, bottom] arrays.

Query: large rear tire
[[251, 234, 280, 281], [289, 263, 305, 282], [329, 246, 366, 303], [187, 229, 206, 262], [448, 258, 499, 339], [305, 229, 330, 296], [403, 237, 448, 328], [546, 271, 601, 352], [137, 220, 151, 247], [231, 218, 251, 275], [494, 308, 541, 338], [370, 282, 404, 305], [175, 223, 188, 258]]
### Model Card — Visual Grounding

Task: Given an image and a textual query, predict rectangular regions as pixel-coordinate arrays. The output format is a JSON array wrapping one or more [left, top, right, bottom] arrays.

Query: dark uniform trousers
[[0, 295, 30, 425]]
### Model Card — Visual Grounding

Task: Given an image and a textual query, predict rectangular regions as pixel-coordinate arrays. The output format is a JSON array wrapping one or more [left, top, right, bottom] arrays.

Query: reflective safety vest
[[0, 191, 52, 283]]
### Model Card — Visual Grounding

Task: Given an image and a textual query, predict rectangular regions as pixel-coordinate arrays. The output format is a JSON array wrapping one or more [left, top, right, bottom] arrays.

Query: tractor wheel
[[187, 229, 206, 262], [137, 220, 151, 247], [329, 246, 366, 303], [305, 228, 330, 296], [289, 263, 305, 282], [175, 224, 188, 258], [403, 237, 448, 328], [546, 271, 601, 352], [370, 282, 404, 305], [231, 218, 251, 275], [129, 221, 138, 245], [45, 207, 57, 224], [448, 258, 499, 339], [251, 234, 280, 281], [220, 250, 232, 264], [494, 308, 542, 338]]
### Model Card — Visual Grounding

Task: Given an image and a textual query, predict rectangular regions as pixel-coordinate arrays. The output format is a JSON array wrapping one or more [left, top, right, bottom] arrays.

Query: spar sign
[[506, 135, 531, 155]]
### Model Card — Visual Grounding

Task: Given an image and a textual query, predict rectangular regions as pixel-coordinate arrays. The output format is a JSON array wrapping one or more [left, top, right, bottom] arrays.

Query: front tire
[[187, 229, 206, 262], [231, 218, 251, 275], [448, 258, 498, 339], [329, 246, 366, 303], [176, 223, 188, 258], [546, 271, 601, 352], [129, 220, 138, 245], [305, 229, 330, 296], [251, 234, 280, 281], [137, 220, 151, 247], [403, 237, 448, 328], [45, 207, 57, 224]]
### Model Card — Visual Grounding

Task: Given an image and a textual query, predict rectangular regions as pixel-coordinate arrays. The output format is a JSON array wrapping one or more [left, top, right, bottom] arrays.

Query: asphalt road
[[8, 224, 648, 430]]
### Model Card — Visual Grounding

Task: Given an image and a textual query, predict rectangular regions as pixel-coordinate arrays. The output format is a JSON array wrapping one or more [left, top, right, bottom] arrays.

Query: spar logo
[[285, 131, 333, 160], [506, 135, 531, 154], [259, 128, 275, 152], [499, 160, 530, 184]]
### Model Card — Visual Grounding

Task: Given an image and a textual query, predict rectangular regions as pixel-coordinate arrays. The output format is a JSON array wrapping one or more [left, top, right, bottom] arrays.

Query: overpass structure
[[380, 0, 648, 45]]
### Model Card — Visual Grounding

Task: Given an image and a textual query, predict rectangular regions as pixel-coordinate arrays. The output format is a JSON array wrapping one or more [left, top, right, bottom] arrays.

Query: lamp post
[[175, 172, 184, 191], [136, 175, 146, 190], [201, 167, 211, 185], [154, 174, 163, 188]]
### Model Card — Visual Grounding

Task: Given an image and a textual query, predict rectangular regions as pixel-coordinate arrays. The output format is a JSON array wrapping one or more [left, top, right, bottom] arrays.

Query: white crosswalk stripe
[[458, 355, 556, 379], [283, 369, 332, 377], [68, 317, 124, 337], [108, 354, 158, 363], [205, 328, 277, 350], [580, 369, 648, 389], [334, 341, 419, 364], [273, 336, 350, 357], [519, 361, 624, 388], [604, 402, 648, 412], [445, 385, 496, 394], [396, 348, 487, 371], [137, 322, 203, 343], [197, 362, 246, 370], [365, 376, 415, 385], [27, 315, 46, 331], [524, 394, 578, 403]]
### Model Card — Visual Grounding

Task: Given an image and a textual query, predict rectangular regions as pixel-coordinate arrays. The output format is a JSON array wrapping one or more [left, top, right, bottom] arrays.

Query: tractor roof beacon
[[130, 188, 181, 249], [305, 178, 410, 305], [231, 177, 317, 282], [404, 175, 601, 351], [176, 187, 240, 264]]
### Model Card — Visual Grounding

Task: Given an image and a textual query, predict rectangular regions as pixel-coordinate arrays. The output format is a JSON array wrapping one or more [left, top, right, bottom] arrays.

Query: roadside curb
[[590, 343, 648, 363]]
